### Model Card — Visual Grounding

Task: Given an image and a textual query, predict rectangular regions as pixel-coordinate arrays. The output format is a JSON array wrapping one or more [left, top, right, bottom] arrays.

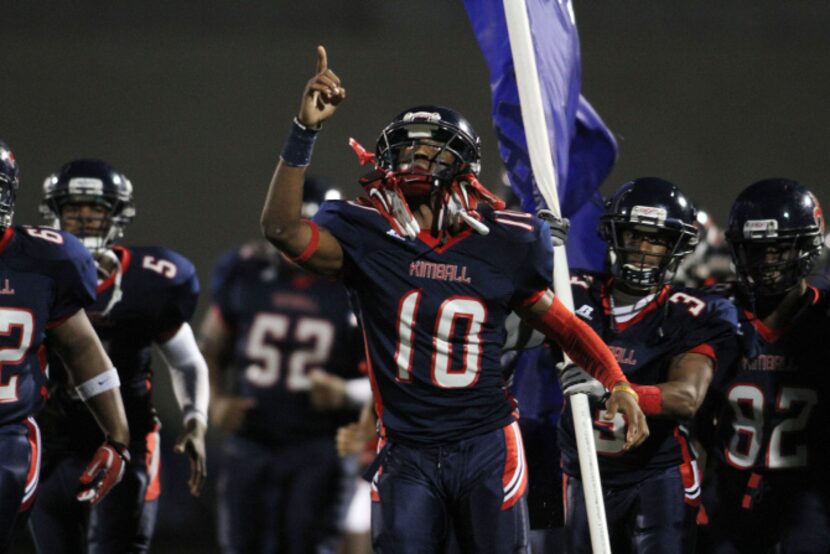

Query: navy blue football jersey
[[558, 271, 740, 486], [708, 284, 830, 474], [212, 240, 363, 445], [313, 200, 553, 445], [0, 225, 96, 425], [40, 245, 199, 454]]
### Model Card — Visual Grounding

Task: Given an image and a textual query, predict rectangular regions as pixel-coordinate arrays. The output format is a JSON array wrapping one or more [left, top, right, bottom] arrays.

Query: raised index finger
[[316, 45, 328, 74]]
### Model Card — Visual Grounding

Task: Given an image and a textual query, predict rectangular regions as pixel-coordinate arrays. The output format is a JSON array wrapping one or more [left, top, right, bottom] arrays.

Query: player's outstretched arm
[[515, 290, 649, 450], [47, 309, 131, 503], [261, 45, 345, 276]]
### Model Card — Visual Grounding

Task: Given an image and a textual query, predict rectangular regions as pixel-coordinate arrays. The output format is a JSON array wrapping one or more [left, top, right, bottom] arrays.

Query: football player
[[200, 178, 369, 553], [701, 179, 830, 552], [28, 159, 208, 553], [259, 46, 648, 553], [0, 144, 129, 551], [554, 178, 741, 554]]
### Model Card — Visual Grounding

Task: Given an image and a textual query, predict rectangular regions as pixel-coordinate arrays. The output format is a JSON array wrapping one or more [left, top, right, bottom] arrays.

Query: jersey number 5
[[142, 256, 177, 279], [395, 290, 486, 388], [0, 308, 35, 403]]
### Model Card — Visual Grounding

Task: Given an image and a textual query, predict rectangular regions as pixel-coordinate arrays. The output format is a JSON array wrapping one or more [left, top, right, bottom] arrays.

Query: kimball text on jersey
[[409, 261, 472, 284]]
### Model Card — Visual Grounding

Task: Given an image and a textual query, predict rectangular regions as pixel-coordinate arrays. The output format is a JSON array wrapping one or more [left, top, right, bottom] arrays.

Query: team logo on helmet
[[742, 219, 778, 239], [630, 205, 668, 225], [402, 111, 442, 123]]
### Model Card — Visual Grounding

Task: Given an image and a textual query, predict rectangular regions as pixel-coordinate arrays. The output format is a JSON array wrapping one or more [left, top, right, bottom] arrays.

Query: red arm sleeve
[[525, 296, 629, 391]]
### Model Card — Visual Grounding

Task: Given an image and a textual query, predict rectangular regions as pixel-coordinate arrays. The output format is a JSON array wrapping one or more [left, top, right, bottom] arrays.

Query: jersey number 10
[[395, 290, 486, 389]]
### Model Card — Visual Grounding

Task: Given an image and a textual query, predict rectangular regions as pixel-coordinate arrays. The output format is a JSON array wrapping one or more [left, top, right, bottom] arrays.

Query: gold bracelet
[[611, 383, 639, 403]]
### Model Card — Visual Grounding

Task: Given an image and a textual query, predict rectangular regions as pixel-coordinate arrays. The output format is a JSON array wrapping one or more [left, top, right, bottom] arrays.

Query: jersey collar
[[601, 277, 671, 333], [744, 311, 784, 344], [744, 286, 820, 344], [417, 228, 474, 254]]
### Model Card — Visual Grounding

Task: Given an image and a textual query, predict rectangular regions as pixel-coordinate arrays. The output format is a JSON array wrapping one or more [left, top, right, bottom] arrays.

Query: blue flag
[[463, 0, 617, 271]]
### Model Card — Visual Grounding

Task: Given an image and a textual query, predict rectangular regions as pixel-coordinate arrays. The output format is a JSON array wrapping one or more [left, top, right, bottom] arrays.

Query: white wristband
[[76, 368, 121, 401]]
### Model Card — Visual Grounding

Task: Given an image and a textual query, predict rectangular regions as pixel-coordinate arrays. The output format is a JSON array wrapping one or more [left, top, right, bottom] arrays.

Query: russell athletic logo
[[0, 279, 14, 295], [409, 261, 471, 284]]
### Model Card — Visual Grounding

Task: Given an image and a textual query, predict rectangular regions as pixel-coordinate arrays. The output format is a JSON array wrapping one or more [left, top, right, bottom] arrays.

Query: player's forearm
[[650, 382, 700, 419], [520, 293, 628, 391], [82, 389, 130, 445], [157, 323, 210, 427], [632, 352, 713, 419]]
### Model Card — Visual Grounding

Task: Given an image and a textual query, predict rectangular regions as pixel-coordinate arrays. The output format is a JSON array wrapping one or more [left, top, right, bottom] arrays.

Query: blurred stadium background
[[3, 1, 829, 551]]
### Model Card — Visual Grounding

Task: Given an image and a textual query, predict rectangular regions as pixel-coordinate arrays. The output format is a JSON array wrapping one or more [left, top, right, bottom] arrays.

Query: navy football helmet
[[355, 106, 503, 239], [41, 159, 135, 255], [599, 177, 699, 289], [0, 142, 20, 232], [726, 178, 824, 296], [376, 105, 482, 194]]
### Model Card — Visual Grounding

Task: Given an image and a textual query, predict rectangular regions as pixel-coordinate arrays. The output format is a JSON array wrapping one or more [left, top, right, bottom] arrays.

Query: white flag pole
[[502, 1, 611, 552]]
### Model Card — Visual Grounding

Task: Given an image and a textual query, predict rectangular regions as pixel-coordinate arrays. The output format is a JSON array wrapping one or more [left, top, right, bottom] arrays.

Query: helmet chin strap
[[95, 249, 124, 317]]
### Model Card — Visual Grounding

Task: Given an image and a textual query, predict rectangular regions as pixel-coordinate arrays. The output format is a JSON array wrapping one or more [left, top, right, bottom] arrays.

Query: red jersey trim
[[519, 289, 548, 308], [602, 279, 671, 333], [97, 246, 132, 294], [0, 226, 14, 255], [287, 220, 320, 264], [687, 343, 716, 361], [744, 310, 784, 344], [416, 228, 474, 253]]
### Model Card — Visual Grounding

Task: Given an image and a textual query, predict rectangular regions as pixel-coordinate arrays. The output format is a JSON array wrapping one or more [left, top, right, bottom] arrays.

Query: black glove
[[556, 361, 608, 401], [536, 209, 570, 247]]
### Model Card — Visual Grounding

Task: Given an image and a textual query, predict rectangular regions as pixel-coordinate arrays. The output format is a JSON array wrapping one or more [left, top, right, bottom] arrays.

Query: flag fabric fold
[[464, 0, 618, 271]]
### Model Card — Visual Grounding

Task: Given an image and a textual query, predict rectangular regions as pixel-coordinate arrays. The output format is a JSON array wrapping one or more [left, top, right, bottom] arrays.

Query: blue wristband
[[280, 117, 321, 167]]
